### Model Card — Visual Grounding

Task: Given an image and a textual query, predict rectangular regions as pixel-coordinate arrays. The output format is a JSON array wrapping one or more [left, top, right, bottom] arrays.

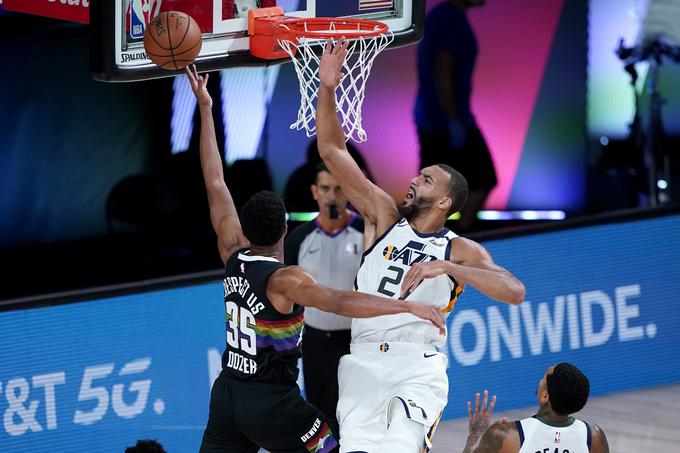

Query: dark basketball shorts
[[199, 372, 339, 453]]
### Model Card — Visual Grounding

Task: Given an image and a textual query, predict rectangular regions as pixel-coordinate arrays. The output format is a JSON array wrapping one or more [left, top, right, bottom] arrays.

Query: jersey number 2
[[377, 265, 405, 297], [225, 301, 257, 355]]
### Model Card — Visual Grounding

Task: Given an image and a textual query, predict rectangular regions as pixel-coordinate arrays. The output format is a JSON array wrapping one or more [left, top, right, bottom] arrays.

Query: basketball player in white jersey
[[462, 363, 610, 453], [316, 41, 526, 453]]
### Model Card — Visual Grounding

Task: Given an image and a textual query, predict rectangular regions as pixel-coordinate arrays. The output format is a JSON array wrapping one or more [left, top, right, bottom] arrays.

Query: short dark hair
[[314, 162, 330, 183], [125, 439, 167, 453], [547, 363, 590, 416], [240, 191, 287, 246], [436, 164, 468, 216]]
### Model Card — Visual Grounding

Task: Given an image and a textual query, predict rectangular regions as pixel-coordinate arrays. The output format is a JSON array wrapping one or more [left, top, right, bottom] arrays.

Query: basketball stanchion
[[249, 7, 393, 143]]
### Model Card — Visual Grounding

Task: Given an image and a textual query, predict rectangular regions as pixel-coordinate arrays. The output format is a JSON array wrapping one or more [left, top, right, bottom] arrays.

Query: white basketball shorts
[[336, 342, 449, 453]]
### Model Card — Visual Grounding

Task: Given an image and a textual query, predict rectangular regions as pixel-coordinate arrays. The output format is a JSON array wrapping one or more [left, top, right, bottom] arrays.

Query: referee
[[285, 163, 364, 424]]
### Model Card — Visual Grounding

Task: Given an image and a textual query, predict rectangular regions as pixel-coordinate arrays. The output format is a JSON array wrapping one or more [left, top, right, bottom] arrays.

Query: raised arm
[[316, 39, 399, 229], [463, 390, 496, 453], [266, 266, 445, 334], [186, 65, 248, 263], [400, 237, 525, 304]]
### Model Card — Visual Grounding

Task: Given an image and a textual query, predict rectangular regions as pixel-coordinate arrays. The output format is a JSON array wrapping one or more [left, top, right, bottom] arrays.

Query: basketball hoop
[[249, 7, 393, 142]]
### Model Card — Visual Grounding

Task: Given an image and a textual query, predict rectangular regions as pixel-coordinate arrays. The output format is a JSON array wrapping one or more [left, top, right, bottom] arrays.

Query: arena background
[[1, 0, 680, 451], [1, 0, 588, 250]]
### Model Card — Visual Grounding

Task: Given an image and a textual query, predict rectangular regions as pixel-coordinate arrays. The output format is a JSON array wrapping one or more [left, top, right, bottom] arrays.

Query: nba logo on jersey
[[127, 0, 163, 39], [554, 431, 561, 443]]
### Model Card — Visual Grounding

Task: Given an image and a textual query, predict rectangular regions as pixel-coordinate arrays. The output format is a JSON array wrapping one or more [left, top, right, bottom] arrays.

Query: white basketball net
[[278, 27, 393, 143]]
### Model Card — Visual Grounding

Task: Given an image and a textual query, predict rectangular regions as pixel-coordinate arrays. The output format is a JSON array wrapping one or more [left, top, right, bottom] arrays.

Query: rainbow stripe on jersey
[[254, 312, 304, 351], [305, 422, 338, 453]]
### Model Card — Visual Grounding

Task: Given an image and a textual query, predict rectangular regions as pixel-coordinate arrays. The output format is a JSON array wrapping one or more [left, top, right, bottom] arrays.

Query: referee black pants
[[301, 325, 351, 424]]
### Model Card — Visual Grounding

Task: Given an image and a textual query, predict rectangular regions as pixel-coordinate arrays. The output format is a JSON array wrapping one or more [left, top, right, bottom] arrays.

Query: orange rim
[[275, 17, 389, 41]]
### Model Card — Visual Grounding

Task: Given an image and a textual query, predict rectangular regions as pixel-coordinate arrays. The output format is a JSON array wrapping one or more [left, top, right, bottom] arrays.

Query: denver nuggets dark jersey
[[353, 218, 463, 346], [221, 249, 304, 384]]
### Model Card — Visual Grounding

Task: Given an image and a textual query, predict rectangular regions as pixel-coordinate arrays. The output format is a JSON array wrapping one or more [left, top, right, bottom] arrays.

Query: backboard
[[91, 0, 424, 82]]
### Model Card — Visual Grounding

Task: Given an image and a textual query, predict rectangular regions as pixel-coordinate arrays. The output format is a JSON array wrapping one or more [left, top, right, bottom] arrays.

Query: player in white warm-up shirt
[[316, 40, 527, 453], [461, 363, 610, 453]]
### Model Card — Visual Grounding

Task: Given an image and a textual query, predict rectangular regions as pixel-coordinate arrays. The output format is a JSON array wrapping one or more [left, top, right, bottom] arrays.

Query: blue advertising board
[[441, 214, 680, 419], [1, 214, 679, 452]]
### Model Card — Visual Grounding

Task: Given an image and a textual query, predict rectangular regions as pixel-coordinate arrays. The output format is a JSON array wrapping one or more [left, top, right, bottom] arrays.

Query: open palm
[[319, 39, 348, 89], [185, 64, 212, 109]]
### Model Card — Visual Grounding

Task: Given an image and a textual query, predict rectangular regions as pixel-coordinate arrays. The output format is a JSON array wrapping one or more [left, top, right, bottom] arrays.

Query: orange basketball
[[144, 11, 202, 70]]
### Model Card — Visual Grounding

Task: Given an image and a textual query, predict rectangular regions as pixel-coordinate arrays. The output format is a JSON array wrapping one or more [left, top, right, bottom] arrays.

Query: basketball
[[144, 11, 202, 70]]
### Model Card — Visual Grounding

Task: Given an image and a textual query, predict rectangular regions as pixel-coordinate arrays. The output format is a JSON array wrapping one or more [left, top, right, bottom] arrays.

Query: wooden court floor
[[431, 383, 680, 452]]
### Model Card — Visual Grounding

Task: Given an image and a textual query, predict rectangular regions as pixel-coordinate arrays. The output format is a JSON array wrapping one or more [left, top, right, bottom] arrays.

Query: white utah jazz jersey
[[353, 218, 463, 346], [517, 416, 592, 453]]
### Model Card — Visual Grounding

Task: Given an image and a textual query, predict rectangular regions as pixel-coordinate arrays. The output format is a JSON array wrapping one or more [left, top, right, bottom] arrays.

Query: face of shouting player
[[398, 166, 453, 222]]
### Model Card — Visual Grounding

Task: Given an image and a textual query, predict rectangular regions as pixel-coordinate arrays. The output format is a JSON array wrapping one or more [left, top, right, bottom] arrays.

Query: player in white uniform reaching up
[[316, 40, 527, 453], [462, 363, 610, 453]]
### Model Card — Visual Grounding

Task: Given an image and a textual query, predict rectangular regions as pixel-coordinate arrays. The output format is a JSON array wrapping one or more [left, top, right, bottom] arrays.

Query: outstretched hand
[[409, 303, 446, 335], [319, 38, 348, 89], [468, 390, 497, 437], [185, 64, 212, 109]]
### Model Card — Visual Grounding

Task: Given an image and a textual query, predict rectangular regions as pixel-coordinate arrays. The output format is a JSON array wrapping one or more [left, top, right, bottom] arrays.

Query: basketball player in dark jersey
[[186, 66, 446, 453]]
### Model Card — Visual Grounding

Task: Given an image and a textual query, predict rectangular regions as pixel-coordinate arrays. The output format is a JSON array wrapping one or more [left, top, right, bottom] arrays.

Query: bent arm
[[279, 267, 412, 317], [451, 238, 525, 304], [267, 267, 445, 332], [297, 282, 407, 318]]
